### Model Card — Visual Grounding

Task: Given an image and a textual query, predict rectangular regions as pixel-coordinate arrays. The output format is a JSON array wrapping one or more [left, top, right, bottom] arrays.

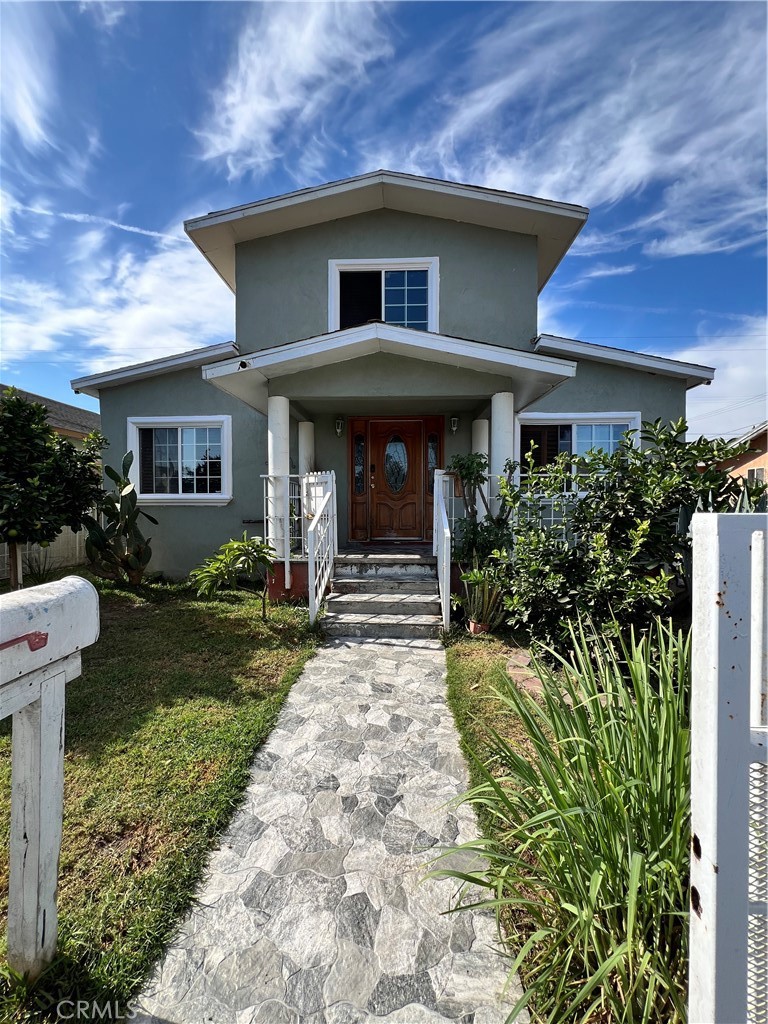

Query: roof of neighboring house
[[184, 169, 590, 295], [71, 342, 238, 398], [1, 382, 101, 437], [533, 335, 716, 390], [734, 420, 768, 444]]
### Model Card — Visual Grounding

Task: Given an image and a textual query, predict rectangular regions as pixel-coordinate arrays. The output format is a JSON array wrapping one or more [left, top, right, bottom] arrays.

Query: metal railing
[[433, 470, 452, 630], [308, 486, 336, 624]]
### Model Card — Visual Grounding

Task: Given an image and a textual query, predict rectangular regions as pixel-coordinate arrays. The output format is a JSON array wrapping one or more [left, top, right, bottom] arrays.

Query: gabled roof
[[533, 335, 716, 390], [185, 169, 589, 295], [1, 382, 101, 436], [202, 322, 577, 415], [71, 342, 238, 398]]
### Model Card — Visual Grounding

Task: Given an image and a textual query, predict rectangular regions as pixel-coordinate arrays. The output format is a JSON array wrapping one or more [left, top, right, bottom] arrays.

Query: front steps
[[324, 553, 443, 639]]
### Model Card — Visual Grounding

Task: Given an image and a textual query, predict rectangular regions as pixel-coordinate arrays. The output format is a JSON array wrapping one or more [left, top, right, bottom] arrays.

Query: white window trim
[[514, 411, 642, 488], [327, 257, 439, 333], [126, 415, 233, 506]]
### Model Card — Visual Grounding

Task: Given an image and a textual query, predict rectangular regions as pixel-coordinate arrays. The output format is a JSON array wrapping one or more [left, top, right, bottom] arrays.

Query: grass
[[442, 623, 691, 1023], [0, 574, 319, 1021]]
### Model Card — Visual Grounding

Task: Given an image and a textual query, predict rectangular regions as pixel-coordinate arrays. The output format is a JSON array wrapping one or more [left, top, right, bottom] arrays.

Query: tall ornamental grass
[[439, 620, 691, 1023]]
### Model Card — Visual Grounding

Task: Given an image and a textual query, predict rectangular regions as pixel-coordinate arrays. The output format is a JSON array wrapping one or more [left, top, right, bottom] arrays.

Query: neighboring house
[[0, 385, 101, 579], [71, 170, 715, 618], [719, 420, 767, 484]]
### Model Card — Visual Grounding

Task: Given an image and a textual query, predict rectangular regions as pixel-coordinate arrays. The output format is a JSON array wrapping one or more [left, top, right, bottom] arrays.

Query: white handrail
[[433, 470, 451, 630], [308, 487, 334, 624]]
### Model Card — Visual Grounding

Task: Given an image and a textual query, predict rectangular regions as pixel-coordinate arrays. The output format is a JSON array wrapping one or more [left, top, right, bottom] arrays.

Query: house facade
[[72, 171, 715, 592]]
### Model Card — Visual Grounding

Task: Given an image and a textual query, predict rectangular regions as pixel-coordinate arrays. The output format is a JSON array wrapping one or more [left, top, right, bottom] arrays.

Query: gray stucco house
[[71, 171, 714, 630]]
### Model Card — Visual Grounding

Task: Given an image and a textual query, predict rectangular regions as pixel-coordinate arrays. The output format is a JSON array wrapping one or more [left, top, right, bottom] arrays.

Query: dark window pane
[[181, 477, 194, 493], [409, 322, 428, 332], [406, 269, 427, 287], [208, 477, 222, 493], [384, 435, 408, 493], [340, 271, 381, 329], [427, 432, 439, 494], [354, 433, 365, 495], [384, 286, 405, 305], [139, 429, 155, 493], [406, 287, 427, 304], [385, 270, 405, 287], [406, 304, 428, 324], [384, 305, 405, 323]]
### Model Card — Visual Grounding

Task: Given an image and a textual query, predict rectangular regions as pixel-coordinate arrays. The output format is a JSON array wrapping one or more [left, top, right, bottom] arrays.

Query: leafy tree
[[0, 387, 104, 588]]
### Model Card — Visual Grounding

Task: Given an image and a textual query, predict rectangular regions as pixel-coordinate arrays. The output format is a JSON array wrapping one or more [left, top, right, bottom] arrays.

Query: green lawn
[[0, 575, 318, 1020]]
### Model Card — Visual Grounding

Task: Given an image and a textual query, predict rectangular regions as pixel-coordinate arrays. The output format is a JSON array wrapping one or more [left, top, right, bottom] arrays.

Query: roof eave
[[71, 342, 238, 398]]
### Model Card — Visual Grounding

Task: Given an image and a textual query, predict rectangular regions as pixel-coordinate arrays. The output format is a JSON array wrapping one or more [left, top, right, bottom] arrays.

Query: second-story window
[[329, 258, 439, 333]]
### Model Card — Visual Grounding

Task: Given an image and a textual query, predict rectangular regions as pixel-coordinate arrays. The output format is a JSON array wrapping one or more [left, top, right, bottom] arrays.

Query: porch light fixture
[[450, 416, 459, 434], [335, 416, 345, 437]]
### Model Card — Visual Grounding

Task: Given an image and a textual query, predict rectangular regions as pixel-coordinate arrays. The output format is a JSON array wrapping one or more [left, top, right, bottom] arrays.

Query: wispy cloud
[[366, 2, 766, 259], [0, 4, 60, 152], [78, 1, 127, 32], [1, 227, 233, 374], [197, 2, 393, 180], [566, 263, 638, 287], [669, 315, 768, 438], [22, 203, 179, 241]]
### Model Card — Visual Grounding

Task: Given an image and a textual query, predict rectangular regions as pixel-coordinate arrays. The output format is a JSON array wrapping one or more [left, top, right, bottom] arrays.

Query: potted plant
[[455, 554, 508, 634]]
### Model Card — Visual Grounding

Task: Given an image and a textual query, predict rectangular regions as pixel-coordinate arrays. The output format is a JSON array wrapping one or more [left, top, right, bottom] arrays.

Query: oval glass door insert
[[384, 435, 408, 493]]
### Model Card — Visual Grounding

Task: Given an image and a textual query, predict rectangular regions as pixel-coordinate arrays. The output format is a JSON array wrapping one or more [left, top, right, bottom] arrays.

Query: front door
[[348, 417, 443, 542]]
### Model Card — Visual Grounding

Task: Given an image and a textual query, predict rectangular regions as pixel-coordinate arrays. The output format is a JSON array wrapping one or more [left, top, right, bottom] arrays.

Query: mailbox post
[[0, 576, 99, 980]]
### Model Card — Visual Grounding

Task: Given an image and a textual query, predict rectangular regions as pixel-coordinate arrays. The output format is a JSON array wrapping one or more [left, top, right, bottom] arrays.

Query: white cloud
[[78, 1, 127, 31], [1, 234, 234, 375], [197, 2, 393, 180], [669, 316, 768, 438], [367, 2, 766, 259], [566, 263, 638, 286], [0, 4, 60, 152]]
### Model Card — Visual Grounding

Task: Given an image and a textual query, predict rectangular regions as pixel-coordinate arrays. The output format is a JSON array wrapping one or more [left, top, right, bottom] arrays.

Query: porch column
[[490, 392, 515, 511], [471, 418, 490, 508], [267, 396, 290, 560], [298, 421, 315, 477]]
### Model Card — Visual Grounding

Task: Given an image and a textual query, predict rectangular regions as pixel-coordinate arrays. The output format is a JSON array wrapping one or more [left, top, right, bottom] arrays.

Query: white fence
[[262, 471, 336, 593], [0, 529, 88, 580], [690, 513, 768, 1024]]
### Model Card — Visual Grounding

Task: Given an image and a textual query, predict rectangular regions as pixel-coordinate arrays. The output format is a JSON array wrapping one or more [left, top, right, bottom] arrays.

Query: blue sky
[[1, 0, 766, 438]]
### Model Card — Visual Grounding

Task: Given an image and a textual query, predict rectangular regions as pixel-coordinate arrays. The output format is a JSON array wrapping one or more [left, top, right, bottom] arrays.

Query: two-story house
[[71, 171, 715, 631]]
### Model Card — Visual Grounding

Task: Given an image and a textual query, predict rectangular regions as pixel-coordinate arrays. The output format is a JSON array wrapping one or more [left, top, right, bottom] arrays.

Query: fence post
[[689, 512, 768, 1024]]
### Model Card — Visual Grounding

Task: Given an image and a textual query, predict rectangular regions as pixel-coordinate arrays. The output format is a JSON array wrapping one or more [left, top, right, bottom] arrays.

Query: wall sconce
[[450, 415, 459, 435], [335, 417, 345, 438]]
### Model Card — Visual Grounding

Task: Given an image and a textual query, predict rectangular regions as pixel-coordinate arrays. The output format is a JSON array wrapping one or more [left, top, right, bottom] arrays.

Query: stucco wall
[[98, 367, 268, 578], [235, 209, 538, 353], [525, 361, 689, 429]]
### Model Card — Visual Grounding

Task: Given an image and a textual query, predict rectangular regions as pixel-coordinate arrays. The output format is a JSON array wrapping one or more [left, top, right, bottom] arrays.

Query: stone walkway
[[135, 638, 523, 1024]]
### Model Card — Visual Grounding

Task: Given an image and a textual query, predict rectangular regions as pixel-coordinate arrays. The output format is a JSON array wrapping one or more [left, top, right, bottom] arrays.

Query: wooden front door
[[348, 417, 443, 543]]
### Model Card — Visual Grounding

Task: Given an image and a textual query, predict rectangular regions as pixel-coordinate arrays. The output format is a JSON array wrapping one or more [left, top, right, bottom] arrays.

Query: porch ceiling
[[202, 322, 576, 415]]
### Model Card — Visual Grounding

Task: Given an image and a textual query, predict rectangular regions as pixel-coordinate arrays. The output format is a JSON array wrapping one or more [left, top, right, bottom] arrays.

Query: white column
[[267, 396, 290, 560], [472, 417, 490, 511], [490, 392, 515, 511], [298, 421, 315, 477]]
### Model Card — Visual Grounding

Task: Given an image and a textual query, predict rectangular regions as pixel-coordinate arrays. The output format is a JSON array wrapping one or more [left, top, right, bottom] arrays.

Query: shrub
[[445, 452, 515, 561], [84, 452, 158, 586], [190, 532, 276, 619], [435, 619, 691, 1023], [454, 555, 508, 633]]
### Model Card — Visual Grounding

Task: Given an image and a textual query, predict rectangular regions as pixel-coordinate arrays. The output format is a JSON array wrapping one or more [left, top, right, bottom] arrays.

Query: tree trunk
[[8, 542, 23, 590]]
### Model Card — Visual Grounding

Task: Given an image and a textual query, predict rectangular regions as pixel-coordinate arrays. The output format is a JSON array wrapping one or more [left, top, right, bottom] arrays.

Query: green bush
[[84, 452, 158, 586], [454, 554, 508, 632], [189, 532, 276, 619], [435, 619, 691, 1023]]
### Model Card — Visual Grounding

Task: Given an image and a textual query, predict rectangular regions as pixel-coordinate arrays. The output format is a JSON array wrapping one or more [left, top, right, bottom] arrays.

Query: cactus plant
[[84, 452, 158, 586]]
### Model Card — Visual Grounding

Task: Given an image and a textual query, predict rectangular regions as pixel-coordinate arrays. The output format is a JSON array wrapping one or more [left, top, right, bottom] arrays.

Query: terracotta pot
[[468, 620, 489, 635]]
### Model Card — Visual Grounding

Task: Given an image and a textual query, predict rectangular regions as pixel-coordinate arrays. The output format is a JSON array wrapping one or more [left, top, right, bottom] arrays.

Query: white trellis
[[690, 513, 768, 1024], [0, 576, 100, 980]]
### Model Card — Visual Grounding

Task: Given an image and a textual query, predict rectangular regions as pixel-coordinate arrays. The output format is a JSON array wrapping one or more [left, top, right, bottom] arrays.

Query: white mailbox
[[0, 576, 99, 980]]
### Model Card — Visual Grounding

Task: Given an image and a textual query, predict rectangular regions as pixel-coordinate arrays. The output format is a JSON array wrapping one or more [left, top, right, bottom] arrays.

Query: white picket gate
[[690, 513, 768, 1024]]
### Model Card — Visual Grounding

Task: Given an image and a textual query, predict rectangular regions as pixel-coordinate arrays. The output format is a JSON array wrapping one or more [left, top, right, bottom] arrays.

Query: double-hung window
[[328, 257, 439, 333], [126, 416, 232, 505], [518, 414, 641, 473]]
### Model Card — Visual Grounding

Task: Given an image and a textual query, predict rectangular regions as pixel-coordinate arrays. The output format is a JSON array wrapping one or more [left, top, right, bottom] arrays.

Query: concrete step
[[331, 577, 439, 595], [323, 611, 442, 640], [327, 591, 441, 616], [333, 557, 437, 582]]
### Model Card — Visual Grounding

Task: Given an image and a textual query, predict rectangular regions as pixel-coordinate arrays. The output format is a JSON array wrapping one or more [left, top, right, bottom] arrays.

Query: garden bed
[[0, 575, 318, 1020]]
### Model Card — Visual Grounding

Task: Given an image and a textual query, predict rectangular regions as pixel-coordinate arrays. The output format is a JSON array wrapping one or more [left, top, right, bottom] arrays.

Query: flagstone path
[[134, 637, 524, 1024]]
